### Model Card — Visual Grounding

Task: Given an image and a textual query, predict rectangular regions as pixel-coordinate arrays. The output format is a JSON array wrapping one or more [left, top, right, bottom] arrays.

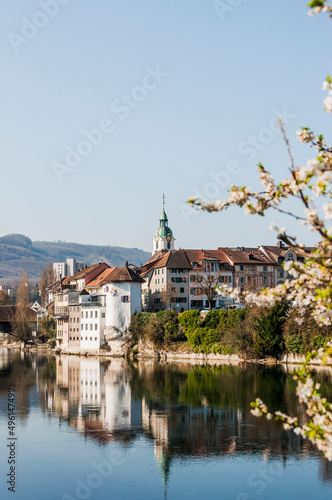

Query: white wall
[[103, 282, 142, 334], [80, 306, 106, 350]]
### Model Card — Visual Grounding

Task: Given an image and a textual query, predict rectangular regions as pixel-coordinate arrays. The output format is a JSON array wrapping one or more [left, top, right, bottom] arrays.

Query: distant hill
[[0, 234, 150, 284]]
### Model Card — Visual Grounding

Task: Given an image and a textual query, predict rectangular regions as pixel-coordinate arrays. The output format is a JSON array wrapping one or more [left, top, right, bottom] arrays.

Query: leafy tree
[[39, 315, 56, 340]]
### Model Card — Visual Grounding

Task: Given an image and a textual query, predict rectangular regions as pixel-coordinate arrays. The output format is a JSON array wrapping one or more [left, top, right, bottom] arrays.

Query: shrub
[[253, 303, 288, 358], [283, 307, 332, 354], [202, 309, 228, 328], [178, 310, 201, 331]]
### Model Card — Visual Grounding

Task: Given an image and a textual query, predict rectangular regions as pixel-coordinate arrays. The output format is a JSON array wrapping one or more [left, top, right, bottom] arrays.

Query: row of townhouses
[[47, 263, 143, 352], [45, 200, 316, 350], [140, 202, 315, 312]]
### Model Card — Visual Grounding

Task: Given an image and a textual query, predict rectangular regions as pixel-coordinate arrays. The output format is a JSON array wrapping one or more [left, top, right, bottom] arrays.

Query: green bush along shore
[[128, 304, 332, 359]]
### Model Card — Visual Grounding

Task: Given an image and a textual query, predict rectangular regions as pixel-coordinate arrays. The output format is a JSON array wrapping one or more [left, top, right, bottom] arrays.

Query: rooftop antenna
[[162, 192, 166, 210]]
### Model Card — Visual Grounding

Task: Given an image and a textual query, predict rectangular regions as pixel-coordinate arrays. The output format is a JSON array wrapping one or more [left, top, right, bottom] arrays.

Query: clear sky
[[0, 0, 331, 252]]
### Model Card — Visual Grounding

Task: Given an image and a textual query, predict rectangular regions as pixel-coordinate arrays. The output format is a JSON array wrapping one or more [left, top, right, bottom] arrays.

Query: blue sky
[[0, 0, 331, 252]]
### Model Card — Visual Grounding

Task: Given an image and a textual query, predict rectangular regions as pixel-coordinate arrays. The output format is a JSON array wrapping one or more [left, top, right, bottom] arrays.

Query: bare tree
[[159, 282, 176, 310], [11, 273, 32, 345], [194, 271, 221, 310], [40, 263, 56, 306], [0, 290, 12, 305]]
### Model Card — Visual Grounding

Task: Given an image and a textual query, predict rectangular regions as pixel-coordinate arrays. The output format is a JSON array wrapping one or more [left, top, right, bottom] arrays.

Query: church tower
[[153, 195, 175, 254]]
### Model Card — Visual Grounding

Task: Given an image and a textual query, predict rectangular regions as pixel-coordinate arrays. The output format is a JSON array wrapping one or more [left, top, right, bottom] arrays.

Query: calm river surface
[[0, 348, 332, 500]]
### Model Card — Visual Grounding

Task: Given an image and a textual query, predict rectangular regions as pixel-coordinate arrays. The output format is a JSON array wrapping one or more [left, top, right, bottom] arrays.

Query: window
[[95, 337, 97, 341], [180, 287, 185, 293], [167, 242, 170, 249], [121, 295, 130, 303], [81, 324, 83, 330], [95, 324, 97, 330], [85, 311, 88, 318], [95, 311, 98, 318], [264, 277, 268, 283], [240, 265, 244, 271], [101, 313, 105, 318], [90, 324, 93, 330], [85, 324, 88, 330], [90, 337, 92, 341], [277, 270, 284, 278], [171, 277, 186, 283], [263, 265, 267, 271], [81, 312, 83, 318], [240, 277, 244, 283], [90, 311, 93, 318], [162, 278, 164, 283], [224, 263, 229, 269], [288, 253, 294, 260]]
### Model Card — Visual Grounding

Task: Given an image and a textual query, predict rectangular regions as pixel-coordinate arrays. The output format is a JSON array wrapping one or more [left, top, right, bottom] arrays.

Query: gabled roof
[[71, 264, 102, 281], [51, 276, 74, 293], [184, 249, 232, 265], [153, 250, 192, 270], [143, 249, 168, 265], [219, 247, 271, 265], [101, 265, 144, 284], [86, 268, 116, 287]]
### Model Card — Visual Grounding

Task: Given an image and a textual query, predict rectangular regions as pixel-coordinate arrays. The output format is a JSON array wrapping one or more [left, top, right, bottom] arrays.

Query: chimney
[[277, 240, 284, 248]]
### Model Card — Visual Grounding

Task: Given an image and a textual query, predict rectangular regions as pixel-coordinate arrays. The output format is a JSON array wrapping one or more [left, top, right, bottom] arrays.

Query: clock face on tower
[[166, 234, 172, 242], [155, 235, 160, 242]]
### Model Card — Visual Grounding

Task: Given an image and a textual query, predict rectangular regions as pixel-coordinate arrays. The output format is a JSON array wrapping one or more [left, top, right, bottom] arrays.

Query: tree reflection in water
[[1, 349, 332, 490]]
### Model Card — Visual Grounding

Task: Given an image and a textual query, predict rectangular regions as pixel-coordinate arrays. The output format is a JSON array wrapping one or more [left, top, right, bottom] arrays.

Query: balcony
[[54, 307, 69, 318], [81, 301, 104, 308]]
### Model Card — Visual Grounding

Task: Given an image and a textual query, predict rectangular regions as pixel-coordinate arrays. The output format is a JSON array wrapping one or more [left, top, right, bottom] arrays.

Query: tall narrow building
[[153, 196, 175, 254]]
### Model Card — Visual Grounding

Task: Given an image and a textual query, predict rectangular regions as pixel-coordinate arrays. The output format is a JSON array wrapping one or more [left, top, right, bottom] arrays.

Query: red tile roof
[[86, 268, 116, 287], [101, 265, 144, 284]]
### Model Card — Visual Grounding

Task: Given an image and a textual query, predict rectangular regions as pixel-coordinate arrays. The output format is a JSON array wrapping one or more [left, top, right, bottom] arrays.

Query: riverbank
[[2, 338, 332, 367]]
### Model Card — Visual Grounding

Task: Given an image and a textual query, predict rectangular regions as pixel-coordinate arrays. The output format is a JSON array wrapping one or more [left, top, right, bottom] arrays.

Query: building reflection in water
[[1, 350, 332, 491]]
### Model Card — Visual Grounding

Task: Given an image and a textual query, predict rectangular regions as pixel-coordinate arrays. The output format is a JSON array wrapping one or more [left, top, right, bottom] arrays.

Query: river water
[[0, 348, 331, 500]]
